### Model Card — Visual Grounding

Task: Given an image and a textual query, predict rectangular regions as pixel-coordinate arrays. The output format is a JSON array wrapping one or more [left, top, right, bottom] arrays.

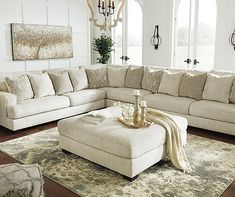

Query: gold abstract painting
[[11, 23, 73, 60]]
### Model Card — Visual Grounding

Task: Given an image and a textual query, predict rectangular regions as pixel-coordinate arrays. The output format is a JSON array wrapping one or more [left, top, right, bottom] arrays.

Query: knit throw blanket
[[146, 108, 192, 173]]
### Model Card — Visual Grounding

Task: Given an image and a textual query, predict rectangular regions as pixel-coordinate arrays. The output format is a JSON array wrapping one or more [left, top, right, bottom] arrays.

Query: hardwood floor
[[0, 123, 234, 197]]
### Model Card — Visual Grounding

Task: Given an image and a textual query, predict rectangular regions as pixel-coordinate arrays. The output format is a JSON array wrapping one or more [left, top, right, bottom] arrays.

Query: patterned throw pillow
[[85, 67, 109, 88], [142, 67, 163, 93], [229, 80, 235, 104], [5, 74, 34, 103], [125, 66, 144, 89], [68, 68, 88, 91], [158, 70, 184, 96], [28, 73, 55, 98], [179, 73, 207, 100], [48, 71, 73, 95]]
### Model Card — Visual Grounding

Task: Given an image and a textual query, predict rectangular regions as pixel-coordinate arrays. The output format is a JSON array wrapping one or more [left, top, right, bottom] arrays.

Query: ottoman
[[58, 107, 188, 180]]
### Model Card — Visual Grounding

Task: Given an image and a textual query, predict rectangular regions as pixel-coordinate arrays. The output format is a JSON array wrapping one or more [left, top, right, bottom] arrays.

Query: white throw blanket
[[146, 108, 192, 173]]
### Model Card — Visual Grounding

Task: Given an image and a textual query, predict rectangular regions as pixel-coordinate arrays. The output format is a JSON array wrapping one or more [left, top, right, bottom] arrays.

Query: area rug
[[0, 128, 234, 197]]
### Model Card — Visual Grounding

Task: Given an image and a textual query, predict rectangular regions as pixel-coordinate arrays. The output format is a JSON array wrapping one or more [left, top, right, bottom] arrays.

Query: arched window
[[174, 0, 217, 70], [112, 0, 143, 65]]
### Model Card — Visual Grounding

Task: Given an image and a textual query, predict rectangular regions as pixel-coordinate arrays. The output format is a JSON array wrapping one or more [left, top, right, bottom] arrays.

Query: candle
[[133, 90, 140, 96], [98, 0, 101, 7], [102, 0, 105, 9], [140, 101, 147, 108], [109, 0, 111, 7]]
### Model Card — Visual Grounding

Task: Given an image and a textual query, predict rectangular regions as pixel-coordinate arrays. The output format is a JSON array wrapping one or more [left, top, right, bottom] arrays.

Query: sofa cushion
[[179, 72, 207, 100], [125, 66, 144, 89], [63, 89, 105, 106], [158, 71, 184, 96], [202, 73, 234, 104], [142, 67, 163, 93], [7, 96, 70, 119], [144, 93, 196, 115], [86, 67, 109, 88], [68, 68, 88, 91], [48, 71, 73, 95], [107, 66, 127, 88], [106, 88, 152, 103], [189, 100, 235, 124], [28, 73, 55, 98], [5, 74, 34, 103]]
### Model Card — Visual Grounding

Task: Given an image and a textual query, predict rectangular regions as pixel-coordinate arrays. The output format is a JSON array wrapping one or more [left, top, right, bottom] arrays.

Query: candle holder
[[140, 105, 147, 124], [133, 94, 141, 125]]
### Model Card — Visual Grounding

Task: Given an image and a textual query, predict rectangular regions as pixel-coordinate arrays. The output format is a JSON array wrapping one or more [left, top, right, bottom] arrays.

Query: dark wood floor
[[0, 122, 234, 197]]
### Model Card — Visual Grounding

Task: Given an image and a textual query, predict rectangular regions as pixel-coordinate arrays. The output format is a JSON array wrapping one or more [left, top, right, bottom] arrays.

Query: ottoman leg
[[123, 175, 139, 182], [61, 149, 72, 154]]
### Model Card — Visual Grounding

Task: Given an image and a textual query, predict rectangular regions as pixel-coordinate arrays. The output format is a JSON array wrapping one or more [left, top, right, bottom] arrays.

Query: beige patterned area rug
[[0, 128, 234, 197]]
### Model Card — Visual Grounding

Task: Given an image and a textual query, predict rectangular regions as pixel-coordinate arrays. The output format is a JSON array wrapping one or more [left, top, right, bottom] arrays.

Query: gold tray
[[117, 117, 153, 129]]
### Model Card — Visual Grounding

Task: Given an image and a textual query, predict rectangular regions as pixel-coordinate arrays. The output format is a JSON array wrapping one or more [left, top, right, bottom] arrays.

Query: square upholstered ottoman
[[58, 107, 188, 180]]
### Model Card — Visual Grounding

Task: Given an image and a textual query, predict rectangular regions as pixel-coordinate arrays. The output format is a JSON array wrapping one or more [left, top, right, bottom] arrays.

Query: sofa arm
[[0, 91, 17, 125]]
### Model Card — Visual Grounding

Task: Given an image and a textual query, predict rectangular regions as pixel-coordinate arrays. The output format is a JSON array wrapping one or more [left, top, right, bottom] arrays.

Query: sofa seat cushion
[[189, 100, 235, 124], [63, 89, 105, 106], [7, 96, 70, 119], [106, 88, 152, 103], [144, 94, 196, 115]]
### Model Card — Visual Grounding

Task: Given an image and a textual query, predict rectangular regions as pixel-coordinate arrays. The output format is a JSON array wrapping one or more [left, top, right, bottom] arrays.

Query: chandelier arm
[[110, 0, 126, 28]]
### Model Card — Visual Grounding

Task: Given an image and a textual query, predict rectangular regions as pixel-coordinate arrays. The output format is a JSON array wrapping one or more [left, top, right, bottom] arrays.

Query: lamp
[[229, 28, 235, 50], [151, 25, 161, 50], [87, 0, 126, 31]]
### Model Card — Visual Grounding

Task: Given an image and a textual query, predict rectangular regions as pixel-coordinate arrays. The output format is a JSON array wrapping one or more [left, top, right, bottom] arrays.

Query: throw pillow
[[48, 71, 73, 95], [202, 73, 234, 103], [68, 68, 88, 91], [142, 67, 163, 93], [107, 66, 128, 87], [5, 74, 34, 103], [125, 66, 144, 89], [229, 80, 235, 104], [85, 67, 109, 88], [179, 72, 207, 100], [28, 73, 55, 98], [158, 70, 184, 96]]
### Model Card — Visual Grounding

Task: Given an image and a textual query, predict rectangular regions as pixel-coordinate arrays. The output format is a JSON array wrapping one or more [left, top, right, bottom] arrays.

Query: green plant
[[93, 34, 114, 64]]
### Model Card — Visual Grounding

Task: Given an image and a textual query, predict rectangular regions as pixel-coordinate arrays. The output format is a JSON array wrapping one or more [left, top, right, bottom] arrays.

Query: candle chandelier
[[87, 0, 126, 31]]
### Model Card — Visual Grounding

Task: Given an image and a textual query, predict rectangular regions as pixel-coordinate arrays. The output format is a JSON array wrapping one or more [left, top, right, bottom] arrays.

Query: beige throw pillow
[[107, 66, 127, 88], [179, 73, 207, 100], [125, 66, 144, 89], [5, 74, 34, 103], [85, 67, 109, 88], [28, 73, 55, 98], [68, 68, 88, 91], [230, 80, 235, 104], [142, 67, 163, 93], [158, 71, 184, 96], [48, 71, 73, 95], [202, 73, 234, 103]]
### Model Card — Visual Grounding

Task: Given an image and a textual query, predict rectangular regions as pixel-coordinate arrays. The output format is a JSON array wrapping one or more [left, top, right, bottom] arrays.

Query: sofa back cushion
[[142, 67, 163, 93], [28, 73, 55, 98], [5, 74, 34, 103], [125, 66, 144, 89], [179, 72, 207, 100], [85, 67, 109, 88], [68, 68, 88, 91], [230, 80, 235, 104], [158, 70, 184, 96], [48, 71, 73, 95], [202, 73, 234, 103], [107, 66, 127, 88]]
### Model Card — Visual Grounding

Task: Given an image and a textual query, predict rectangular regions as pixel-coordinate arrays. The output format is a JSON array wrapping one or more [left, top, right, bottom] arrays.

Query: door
[[112, 0, 143, 65], [174, 0, 217, 70]]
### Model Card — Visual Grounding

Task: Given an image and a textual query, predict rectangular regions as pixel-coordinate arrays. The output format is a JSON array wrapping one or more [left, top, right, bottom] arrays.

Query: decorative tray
[[117, 117, 153, 129]]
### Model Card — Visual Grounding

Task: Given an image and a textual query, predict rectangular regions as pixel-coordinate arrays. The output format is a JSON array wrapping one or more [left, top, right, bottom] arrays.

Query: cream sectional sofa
[[0, 65, 235, 136]]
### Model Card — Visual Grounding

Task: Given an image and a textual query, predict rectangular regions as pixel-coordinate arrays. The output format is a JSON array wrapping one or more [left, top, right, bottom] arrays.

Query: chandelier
[[87, 0, 126, 31]]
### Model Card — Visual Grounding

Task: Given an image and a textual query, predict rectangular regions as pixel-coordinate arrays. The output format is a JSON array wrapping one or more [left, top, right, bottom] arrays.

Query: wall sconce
[[229, 28, 235, 50], [151, 25, 161, 50]]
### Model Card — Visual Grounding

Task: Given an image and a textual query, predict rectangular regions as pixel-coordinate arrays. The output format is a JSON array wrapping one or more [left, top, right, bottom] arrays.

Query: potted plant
[[93, 34, 114, 64]]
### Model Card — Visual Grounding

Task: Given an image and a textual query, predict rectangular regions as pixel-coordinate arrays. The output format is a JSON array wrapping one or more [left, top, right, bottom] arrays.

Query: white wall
[[0, 0, 91, 73], [214, 0, 235, 71]]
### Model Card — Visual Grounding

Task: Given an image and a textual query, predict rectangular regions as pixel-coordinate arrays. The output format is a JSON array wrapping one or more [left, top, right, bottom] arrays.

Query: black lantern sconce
[[229, 28, 235, 50], [151, 25, 161, 50]]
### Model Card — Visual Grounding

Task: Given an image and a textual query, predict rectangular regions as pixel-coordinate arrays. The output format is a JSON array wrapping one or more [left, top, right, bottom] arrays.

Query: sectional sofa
[[0, 64, 234, 136]]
